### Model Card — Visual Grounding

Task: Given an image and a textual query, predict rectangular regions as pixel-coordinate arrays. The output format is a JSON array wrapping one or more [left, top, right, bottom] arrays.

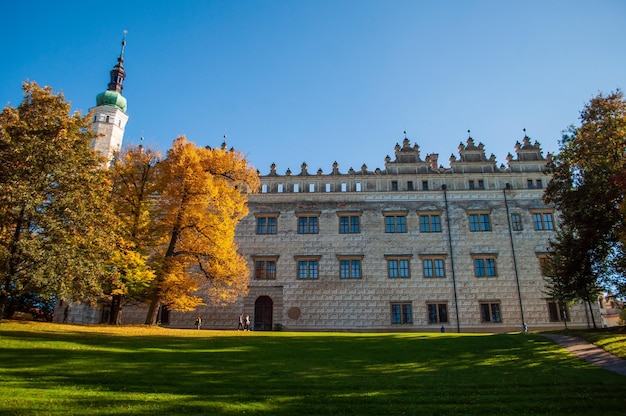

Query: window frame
[[530, 210, 555, 231], [472, 254, 498, 277], [480, 302, 502, 323], [337, 211, 362, 234], [391, 302, 413, 325], [296, 212, 321, 234], [255, 213, 279, 235], [427, 302, 449, 324], [294, 255, 321, 280], [385, 255, 412, 279], [252, 256, 279, 280], [468, 211, 492, 232], [336, 255, 364, 279], [418, 211, 442, 233], [420, 255, 447, 278], [510, 213, 523, 231], [547, 300, 570, 322], [383, 212, 408, 233]]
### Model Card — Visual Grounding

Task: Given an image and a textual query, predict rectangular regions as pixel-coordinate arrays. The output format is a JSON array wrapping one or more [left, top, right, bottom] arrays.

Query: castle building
[[66, 134, 599, 332], [90, 32, 129, 163], [56, 36, 601, 332], [225, 135, 599, 332]]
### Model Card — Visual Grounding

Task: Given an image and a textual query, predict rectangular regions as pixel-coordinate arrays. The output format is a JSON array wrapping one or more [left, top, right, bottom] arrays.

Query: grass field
[[1, 322, 625, 415]]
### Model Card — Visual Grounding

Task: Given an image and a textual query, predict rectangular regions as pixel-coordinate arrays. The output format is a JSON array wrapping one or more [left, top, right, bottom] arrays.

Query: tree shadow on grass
[[1, 330, 626, 415]]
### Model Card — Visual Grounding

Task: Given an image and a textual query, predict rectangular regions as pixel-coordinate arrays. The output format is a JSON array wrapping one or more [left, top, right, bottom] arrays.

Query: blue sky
[[2, 1, 625, 174]]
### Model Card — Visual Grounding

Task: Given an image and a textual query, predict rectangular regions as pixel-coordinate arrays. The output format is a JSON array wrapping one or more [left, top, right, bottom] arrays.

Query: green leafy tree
[[543, 224, 602, 328], [106, 145, 161, 324], [544, 90, 626, 324], [0, 82, 119, 320]]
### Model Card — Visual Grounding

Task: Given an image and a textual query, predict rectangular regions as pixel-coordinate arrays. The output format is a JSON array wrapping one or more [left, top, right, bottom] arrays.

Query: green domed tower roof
[[96, 90, 127, 112], [96, 32, 128, 113]]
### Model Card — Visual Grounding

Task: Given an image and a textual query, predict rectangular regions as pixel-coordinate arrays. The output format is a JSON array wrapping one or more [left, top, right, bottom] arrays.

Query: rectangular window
[[391, 181, 398, 191], [391, 303, 412, 324], [297, 260, 319, 279], [547, 301, 569, 322], [339, 215, 360, 234], [254, 260, 276, 280], [511, 213, 523, 231], [469, 180, 475, 190], [325, 183, 331, 192], [423, 258, 446, 278], [419, 214, 441, 232], [256, 216, 277, 235], [536, 179, 543, 189], [532, 212, 554, 230], [261, 184, 268, 193], [355, 182, 362, 192], [341, 183, 347, 192], [387, 259, 410, 278], [480, 302, 502, 323], [422, 181, 429, 191], [473, 256, 497, 277], [427, 303, 448, 324], [469, 213, 491, 231], [340, 259, 361, 279], [297, 216, 319, 234], [478, 180, 485, 190], [309, 183, 315, 192], [278, 184, 284, 193], [407, 181, 414, 191], [294, 184, 300, 193], [527, 179, 534, 189], [385, 215, 407, 233]]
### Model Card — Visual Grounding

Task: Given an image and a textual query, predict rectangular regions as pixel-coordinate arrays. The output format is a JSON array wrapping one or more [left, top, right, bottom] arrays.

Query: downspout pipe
[[503, 184, 526, 330], [442, 185, 461, 333]]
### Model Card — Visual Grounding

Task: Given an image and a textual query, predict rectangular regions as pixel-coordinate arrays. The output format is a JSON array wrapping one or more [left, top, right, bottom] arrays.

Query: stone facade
[[231, 136, 599, 332], [90, 106, 128, 161], [57, 131, 600, 332], [57, 135, 600, 333]]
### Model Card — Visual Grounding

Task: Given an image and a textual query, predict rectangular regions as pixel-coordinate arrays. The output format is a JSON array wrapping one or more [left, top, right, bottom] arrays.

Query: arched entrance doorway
[[254, 296, 273, 331]]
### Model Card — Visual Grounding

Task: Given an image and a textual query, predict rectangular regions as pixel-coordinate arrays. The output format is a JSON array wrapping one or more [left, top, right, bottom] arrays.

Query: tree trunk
[[145, 295, 161, 325], [586, 297, 597, 329], [116, 306, 123, 325], [109, 294, 122, 324], [0, 294, 7, 322]]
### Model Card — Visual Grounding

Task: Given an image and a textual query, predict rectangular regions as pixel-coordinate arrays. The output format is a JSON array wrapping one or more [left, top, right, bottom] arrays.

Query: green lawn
[[554, 326, 626, 359], [1, 322, 625, 415]]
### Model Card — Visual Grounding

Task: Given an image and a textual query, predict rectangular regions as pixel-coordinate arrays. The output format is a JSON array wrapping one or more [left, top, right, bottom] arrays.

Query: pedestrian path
[[541, 334, 626, 376]]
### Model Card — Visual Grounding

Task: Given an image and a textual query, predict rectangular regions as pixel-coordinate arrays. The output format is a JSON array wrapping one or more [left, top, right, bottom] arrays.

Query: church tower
[[90, 32, 129, 163]]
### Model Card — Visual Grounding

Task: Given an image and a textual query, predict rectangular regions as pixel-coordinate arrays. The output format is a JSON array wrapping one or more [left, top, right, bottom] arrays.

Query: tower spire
[[91, 32, 130, 164], [107, 30, 127, 94]]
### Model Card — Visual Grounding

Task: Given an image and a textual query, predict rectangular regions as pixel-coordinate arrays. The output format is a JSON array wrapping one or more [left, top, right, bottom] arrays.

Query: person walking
[[238, 314, 244, 330], [195, 316, 202, 330], [244, 315, 251, 331]]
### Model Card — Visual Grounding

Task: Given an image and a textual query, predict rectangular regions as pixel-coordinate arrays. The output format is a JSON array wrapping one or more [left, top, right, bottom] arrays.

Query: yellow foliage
[[109, 247, 156, 297], [144, 136, 259, 320], [158, 259, 204, 312]]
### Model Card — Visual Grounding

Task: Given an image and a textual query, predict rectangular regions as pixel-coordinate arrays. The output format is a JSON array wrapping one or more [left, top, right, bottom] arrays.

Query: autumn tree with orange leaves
[[143, 137, 259, 325]]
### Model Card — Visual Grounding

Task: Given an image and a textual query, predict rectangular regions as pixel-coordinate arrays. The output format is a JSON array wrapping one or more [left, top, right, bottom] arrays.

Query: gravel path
[[541, 334, 626, 376]]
